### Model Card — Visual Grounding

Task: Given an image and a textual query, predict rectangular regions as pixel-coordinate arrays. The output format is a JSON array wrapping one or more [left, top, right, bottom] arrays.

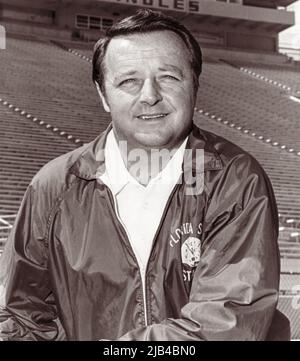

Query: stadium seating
[[0, 99, 75, 248], [232, 61, 300, 94], [197, 57, 300, 154], [0, 35, 299, 339]]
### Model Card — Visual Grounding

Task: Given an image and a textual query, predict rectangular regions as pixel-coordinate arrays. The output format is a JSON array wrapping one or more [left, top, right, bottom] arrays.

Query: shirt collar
[[185, 126, 223, 173], [150, 136, 188, 185], [102, 129, 135, 195], [69, 123, 223, 181], [101, 130, 189, 195]]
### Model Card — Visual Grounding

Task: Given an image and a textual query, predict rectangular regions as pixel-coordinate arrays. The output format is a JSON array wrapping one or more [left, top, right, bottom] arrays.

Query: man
[[0, 10, 286, 341]]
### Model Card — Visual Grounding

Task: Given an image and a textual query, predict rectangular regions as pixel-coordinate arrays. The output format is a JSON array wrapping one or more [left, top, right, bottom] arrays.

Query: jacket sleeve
[[0, 184, 66, 340], [118, 154, 280, 341]]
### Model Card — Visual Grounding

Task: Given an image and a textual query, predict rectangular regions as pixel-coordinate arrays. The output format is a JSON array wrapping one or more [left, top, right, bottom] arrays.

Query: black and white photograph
[[0, 0, 299, 344]]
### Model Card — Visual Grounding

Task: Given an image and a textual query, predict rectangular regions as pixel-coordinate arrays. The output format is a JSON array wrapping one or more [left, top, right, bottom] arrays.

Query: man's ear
[[95, 82, 110, 113]]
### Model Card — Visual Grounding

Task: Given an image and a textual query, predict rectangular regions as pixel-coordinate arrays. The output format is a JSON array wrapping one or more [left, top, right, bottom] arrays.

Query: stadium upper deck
[[0, 0, 297, 54]]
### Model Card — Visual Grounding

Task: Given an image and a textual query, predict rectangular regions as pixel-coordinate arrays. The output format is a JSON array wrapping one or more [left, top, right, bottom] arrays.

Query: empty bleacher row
[[197, 57, 300, 154], [68, 48, 94, 60], [0, 103, 76, 209], [231, 61, 300, 95], [0, 92, 108, 145], [0, 101, 76, 248], [0, 36, 99, 106]]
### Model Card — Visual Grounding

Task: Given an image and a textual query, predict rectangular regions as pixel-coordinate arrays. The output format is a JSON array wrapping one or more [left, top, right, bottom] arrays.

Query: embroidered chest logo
[[169, 222, 203, 283], [181, 236, 201, 268]]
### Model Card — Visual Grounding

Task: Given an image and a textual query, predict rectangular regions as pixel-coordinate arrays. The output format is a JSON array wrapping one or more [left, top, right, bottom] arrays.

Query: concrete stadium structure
[[0, 1, 297, 57]]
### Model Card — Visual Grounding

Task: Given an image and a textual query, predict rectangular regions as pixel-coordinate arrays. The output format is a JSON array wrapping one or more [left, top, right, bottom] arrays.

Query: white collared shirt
[[99, 130, 188, 274]]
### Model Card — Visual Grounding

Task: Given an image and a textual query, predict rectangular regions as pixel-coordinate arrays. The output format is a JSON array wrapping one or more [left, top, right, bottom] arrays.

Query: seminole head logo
[[181, 236, 201, 268]]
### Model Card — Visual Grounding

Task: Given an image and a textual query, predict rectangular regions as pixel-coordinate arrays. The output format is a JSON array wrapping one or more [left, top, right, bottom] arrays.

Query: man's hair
[[92, 9, 202, 94]]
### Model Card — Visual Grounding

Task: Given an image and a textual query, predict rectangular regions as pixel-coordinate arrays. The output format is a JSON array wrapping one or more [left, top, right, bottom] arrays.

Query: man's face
[[98, 30, 197, 151]]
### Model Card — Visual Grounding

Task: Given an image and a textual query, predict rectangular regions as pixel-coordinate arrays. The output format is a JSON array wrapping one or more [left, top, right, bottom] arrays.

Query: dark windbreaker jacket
[[0, 125, 280, 341]]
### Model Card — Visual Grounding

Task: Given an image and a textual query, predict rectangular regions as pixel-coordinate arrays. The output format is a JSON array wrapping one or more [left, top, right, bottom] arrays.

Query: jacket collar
[[186, 126, 223, 172], [69, 123, 223, 181]]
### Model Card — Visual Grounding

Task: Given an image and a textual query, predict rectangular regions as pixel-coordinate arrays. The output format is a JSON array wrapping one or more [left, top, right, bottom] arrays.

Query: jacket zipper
[[104, 182, 181, 327], [140, 182, 181, 326], [105, 186, 149, 326], [114, 213, 149, 326]]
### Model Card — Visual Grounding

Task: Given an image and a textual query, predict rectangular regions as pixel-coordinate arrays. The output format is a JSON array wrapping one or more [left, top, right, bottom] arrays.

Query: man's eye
[[162, 75, 179, 81], [119, 78, 137, 86]]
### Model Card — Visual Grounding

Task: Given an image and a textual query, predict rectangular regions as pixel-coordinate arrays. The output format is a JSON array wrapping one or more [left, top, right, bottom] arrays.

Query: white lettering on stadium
[[108, 0, 200, 13]]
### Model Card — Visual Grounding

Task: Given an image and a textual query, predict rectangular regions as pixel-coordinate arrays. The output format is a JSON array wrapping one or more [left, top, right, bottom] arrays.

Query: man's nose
[[139, 79, 162, 106]]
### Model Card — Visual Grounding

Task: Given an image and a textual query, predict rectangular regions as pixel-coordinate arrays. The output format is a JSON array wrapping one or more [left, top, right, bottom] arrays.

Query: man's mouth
[[137, 113, 169, 120]]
